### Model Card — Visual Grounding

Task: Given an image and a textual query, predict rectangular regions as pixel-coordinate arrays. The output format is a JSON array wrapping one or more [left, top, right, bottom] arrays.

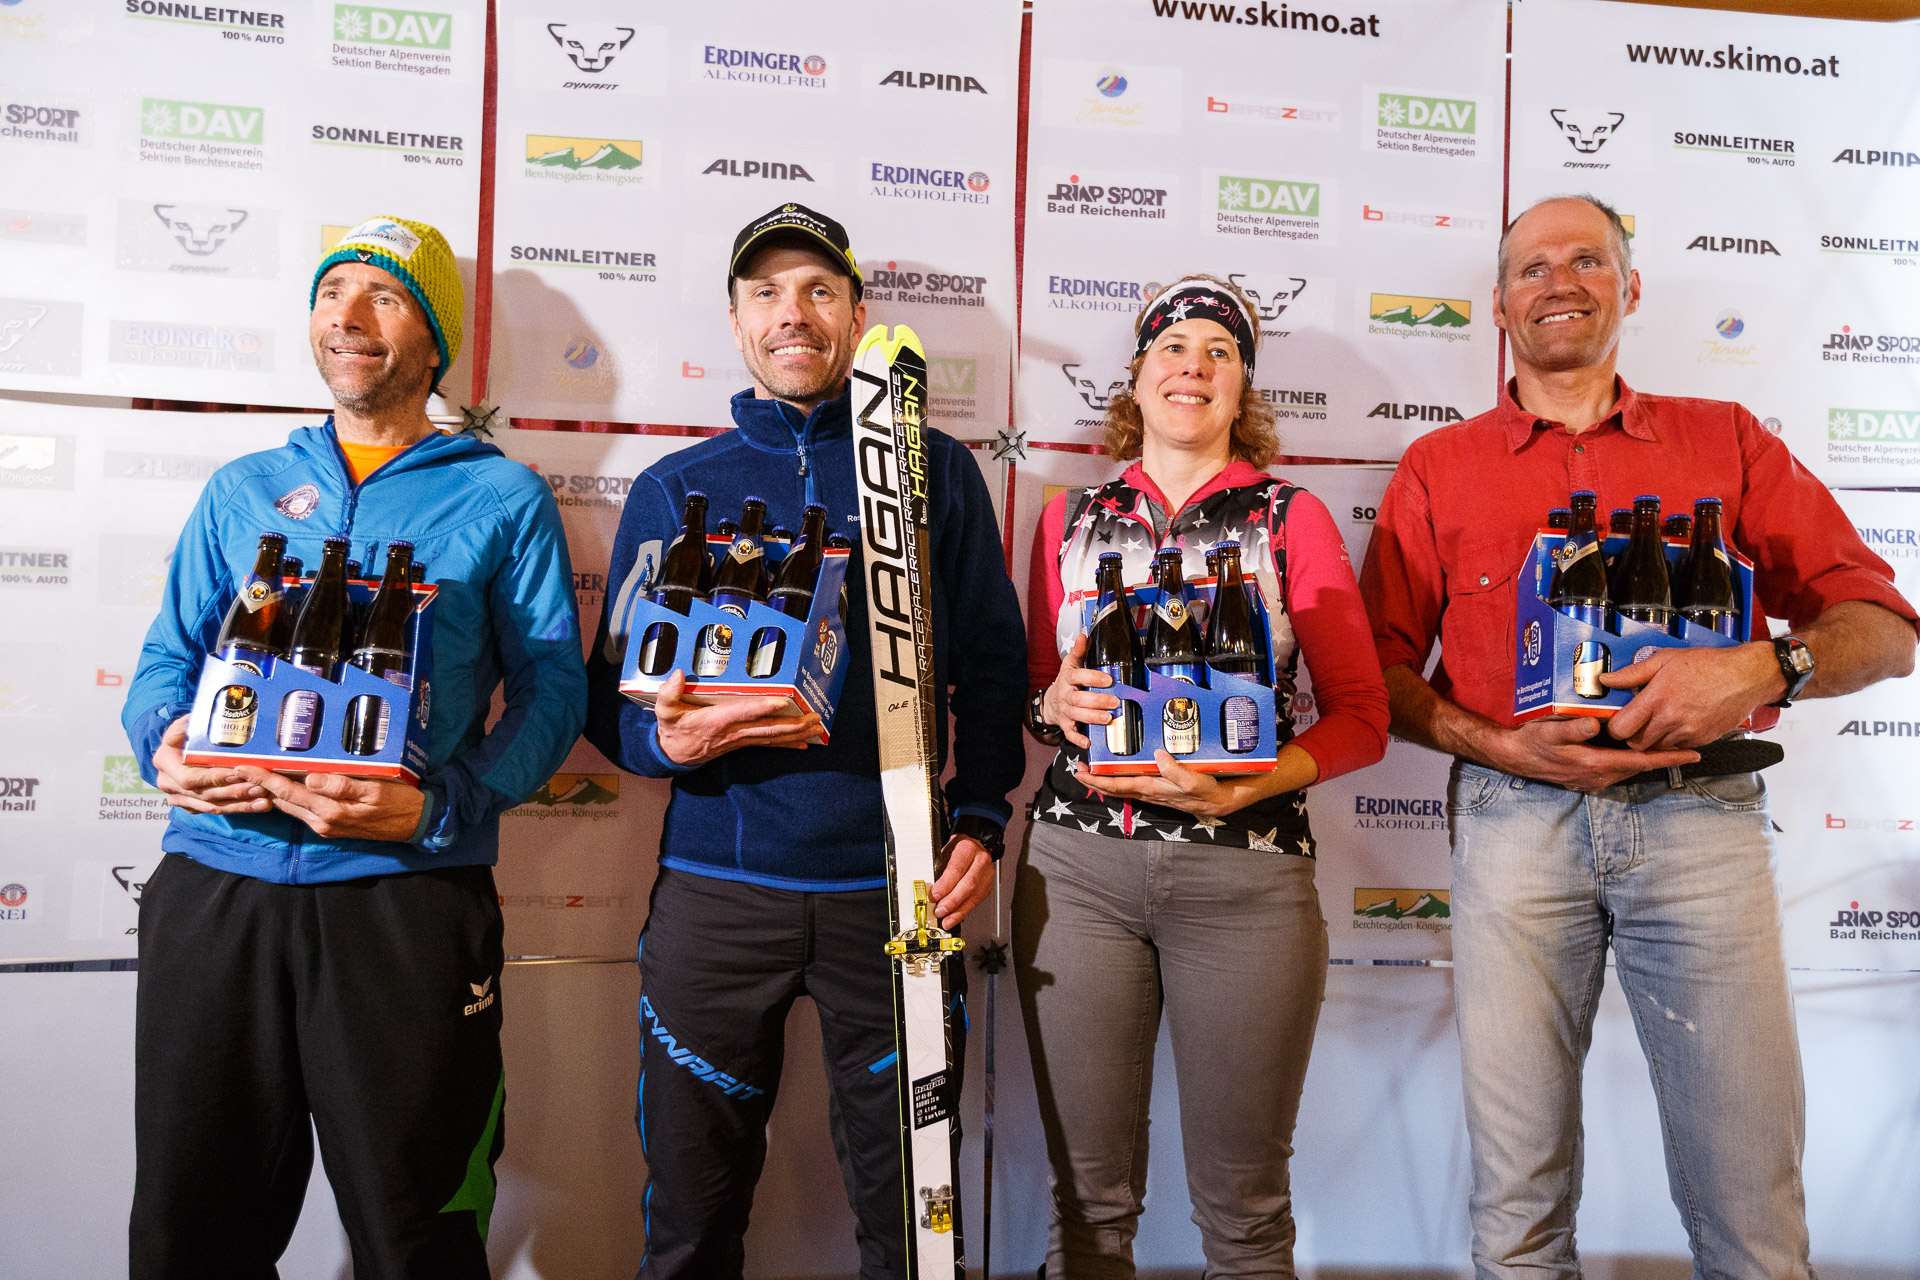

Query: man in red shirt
[[1360, 195, 1918, 1279]]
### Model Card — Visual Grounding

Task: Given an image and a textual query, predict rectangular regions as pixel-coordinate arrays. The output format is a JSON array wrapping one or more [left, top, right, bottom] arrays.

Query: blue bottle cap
[[1214, 538, 1241, 550], [1099, 551, 1123, 561], [1571, 489, 1597, 499], [1635, 494, 1660, 503]]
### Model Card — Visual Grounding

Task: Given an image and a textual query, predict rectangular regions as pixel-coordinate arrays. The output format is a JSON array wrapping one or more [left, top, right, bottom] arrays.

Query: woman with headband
[[1017, 274, 1389, 1277]]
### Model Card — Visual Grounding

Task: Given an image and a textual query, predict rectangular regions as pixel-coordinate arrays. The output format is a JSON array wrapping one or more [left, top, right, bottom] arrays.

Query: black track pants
[[130, 853, 507, 1280], [635, 865, 966, 1280]]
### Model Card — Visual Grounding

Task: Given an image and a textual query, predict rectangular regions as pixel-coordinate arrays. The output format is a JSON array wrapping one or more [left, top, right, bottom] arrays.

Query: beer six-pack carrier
[[184, 575, 438, 783], [1514, 527, 1756, 721], [1079, 573, 1281, 776], [617, 535, 852, 742]]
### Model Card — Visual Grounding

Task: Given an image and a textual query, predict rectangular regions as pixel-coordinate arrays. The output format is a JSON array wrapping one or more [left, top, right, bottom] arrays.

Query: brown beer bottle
[[344, 542, 415, 755], [1205, 541, 1265, 684], [214, 532, 288, 670], [1614, 495, 1673, 626], [710, 498, 769, 616], [651, 492, 711, 615], [289, 537, 351, 678], [1677, 498, 1741, 638]]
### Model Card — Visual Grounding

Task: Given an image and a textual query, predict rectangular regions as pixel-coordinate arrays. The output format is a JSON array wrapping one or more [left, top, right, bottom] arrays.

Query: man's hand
[[930, 835, 995, 928], [653, 669, 822, 766], [1487, 716, 1698, 792], [1598, 641, 1782, 751], [235, 767, 427, 841], [151, 715, 272, 815]]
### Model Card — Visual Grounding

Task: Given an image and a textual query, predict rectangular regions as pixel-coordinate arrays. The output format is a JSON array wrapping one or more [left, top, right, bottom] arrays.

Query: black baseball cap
[[727, 203, 862, 300]]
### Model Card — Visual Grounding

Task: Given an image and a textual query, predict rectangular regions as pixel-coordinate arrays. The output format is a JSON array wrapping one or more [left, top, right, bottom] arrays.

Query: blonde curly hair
[[1100, 273, 1279, 468]]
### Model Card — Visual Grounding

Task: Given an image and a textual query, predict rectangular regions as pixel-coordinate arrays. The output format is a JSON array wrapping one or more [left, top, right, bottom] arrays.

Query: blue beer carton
[[183, 576, 438, 784], [1514, 529, 1754, 722], [1083, 575, 1280, 777], [618, 536, 851, 746]]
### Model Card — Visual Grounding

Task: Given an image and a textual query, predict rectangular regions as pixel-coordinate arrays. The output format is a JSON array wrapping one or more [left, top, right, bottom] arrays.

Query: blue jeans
[[1448, 762, 1812, 1280]]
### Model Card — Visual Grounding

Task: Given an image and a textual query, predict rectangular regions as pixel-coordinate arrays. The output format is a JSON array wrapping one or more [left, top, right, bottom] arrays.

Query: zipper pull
[[796, 441, 810, 478]]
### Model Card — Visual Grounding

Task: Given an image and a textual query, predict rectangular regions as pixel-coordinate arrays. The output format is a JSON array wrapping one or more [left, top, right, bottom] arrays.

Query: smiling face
[[309, 261, 441, 413], [729, 242, 866, 412], [1133, 318, 1246, 455], [1495, 198, 1640, 376]]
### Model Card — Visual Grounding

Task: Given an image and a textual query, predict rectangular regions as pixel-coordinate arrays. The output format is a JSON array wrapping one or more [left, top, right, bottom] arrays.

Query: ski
[[851, 323, 966, 1280]]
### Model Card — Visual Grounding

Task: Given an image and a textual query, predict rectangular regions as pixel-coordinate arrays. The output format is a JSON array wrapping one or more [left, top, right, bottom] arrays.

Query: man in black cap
[[584, 204, 1027, 1278]]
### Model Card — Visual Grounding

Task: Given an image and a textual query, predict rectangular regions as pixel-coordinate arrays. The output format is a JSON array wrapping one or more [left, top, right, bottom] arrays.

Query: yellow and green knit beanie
[[311, 216, 463, 392]]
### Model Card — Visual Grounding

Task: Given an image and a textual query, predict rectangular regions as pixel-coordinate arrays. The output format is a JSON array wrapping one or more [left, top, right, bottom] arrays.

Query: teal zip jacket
[[123, 421, 587, 884]]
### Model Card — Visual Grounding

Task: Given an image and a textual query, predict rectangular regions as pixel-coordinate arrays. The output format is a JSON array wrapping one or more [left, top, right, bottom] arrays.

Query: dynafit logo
[[1552, 108, 1625, 154], [333, 5, 452, 49], [1368, 293, 1472, 342], [152, 204, 248, 256], [1829, 407, 1920, 442], [547, 22, 633, 72]]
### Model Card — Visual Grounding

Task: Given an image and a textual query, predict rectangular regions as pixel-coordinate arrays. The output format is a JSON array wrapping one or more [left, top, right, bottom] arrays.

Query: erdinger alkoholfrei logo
[[547, 22, 633, 72], [152, 204, 247, 256], [274, 482, 321, 519], [1552, 108, 1625, 153], [0, 883, 26, 908], [1062, 362, 1128, 411]]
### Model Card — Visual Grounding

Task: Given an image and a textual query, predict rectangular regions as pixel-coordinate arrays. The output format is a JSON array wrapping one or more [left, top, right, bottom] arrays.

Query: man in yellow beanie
[[123, 215, 587, 1278]]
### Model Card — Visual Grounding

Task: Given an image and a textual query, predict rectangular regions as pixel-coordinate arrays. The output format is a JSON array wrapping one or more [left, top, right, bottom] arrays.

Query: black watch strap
[[951, 812, 1006, 861], [1770, 635, 1814, 707], [1025, 688, 1063, 746]]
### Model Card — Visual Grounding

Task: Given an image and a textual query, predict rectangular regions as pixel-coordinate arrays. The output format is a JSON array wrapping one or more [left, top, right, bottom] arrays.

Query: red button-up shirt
[[1359, 378, 1919, 730]]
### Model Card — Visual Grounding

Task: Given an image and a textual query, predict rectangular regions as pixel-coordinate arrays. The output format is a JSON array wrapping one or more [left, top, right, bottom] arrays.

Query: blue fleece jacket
[[583, 387, 1027, 891], [123, 421, 587, 884]]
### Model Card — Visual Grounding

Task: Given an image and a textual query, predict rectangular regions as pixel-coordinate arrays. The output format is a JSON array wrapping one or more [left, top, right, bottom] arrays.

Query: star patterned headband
[[1133, 277, 1258, 373]]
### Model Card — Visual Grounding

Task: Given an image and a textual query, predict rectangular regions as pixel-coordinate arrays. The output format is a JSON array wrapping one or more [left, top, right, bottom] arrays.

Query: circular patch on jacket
[[274, 482, 321, 520]]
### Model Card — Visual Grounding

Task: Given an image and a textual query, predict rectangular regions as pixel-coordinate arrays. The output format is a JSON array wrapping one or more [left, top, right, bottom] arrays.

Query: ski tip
[[856, 323, 927, 366]]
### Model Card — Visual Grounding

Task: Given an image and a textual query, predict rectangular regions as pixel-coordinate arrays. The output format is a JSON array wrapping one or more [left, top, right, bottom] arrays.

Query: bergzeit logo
[[1203, 92, 1337, 129], [1821, 326, 1920, 367], [1361, 201, 1494, 234], [1215, 175, 1322, 242], [0, 302, 82, 376], [1044, 174, 1168, 220], [699, 43, 827, 89], [1551, 108, 1624, 168], [0, 548, 68, 587], [1674, 128, 1795, 166], [3, 100, 84, 146], [1368, 293, 1471, 341], [1373, 91, 1478, 158], [868, 164, 990, 204], [525, 135, 642, 186], [1700, 309, 1759, 367], [331, 5, 454, 78], [109, 319, 273, 371], [1, 210, 87, 245], [1044, 274, 1147, 312]]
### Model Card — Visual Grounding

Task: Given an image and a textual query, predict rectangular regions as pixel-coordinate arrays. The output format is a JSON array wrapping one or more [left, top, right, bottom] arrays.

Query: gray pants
[[1014, 819, 1328, 1279]]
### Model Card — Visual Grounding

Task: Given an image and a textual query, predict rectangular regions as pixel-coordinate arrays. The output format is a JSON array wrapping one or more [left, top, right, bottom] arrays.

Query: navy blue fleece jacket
[[584, 387, 1027, 891]]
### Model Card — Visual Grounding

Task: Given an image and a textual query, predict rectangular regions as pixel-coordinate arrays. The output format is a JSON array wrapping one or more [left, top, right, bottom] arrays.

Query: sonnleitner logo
[[869, 164, 990, 204]]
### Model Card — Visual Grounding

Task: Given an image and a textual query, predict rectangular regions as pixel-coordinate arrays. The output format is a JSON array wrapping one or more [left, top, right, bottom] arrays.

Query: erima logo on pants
[[464, 977, 495, 1016]]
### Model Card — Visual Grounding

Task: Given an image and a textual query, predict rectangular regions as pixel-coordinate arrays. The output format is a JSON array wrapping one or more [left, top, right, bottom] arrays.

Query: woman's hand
[[1071, 744, 1321, 819], [1043, 635, 1124, 749]]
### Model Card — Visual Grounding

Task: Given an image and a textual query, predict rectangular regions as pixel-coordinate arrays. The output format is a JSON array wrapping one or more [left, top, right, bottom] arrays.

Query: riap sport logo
[[1215, 175, 1322, 241], [140, 98, 265, 171], [1822, 326, 1920, 366], [1827, 901, 1920, 941], [868, 164, 990, 204], [1367, 293, 1471, 342], [700, 43, 827, 89], [1044, 174, 1169, 220], [2, 100, 84, 146], [1829, 407, 1920, 443], [525, 135, 642, 186], [1373, 91, 1478, 158]]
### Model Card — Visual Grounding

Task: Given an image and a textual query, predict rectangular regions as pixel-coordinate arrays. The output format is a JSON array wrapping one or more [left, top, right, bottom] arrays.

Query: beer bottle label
[[1162, 697, 1200, 755], [728, 537, 762, 565], [211, 686, 257, 746], [238, 576, 282, 613], [1103, 700, 1140, 756], [1221, 695, 1260, 753], [277, 690, 322, 751], [694, 623, 733, 677], [1154, 598, 1190, 630], [222, 649, 267, 677], [1556, 540, 1601, 568]]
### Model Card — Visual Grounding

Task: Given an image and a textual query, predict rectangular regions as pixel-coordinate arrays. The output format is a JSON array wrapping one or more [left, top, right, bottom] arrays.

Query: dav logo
[[1218, 175, 1319, 217], [1377, 93, 1474, 134], [334, 4, 452, 49], [141, 98, 263, 144], [1829, 407, 1920, 442]]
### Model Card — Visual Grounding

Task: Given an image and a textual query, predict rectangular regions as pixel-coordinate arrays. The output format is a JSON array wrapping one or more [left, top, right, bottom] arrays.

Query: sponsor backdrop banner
[[1510, 0, 1920, 486], [1017, 0, 1505, 459], [0, 0, 484, 410], [1006, 451, 1453, 962], [1771, 490, 1920, 973], [489, 0, 1020, 434]]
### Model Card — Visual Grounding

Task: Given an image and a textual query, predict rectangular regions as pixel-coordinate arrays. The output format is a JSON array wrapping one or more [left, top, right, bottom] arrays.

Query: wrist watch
[[1025, 689, 1063, 746], [1770, 635, 1814, 707], [951, 812, 1007, 861]]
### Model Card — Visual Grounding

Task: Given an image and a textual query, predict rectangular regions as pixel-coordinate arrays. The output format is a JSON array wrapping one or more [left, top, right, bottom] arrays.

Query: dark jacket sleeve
[[936, 436, 1027, 827], [584, 470, 700, 778]]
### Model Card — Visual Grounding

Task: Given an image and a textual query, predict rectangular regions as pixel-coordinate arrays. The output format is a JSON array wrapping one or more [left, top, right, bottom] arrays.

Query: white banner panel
[[1511, 0, 1920, 486], [1017, 0, 1505, 459], [489, 0, 1020, 434], [0, 0, 485, 410], [1770, 489, 1920, 973]]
